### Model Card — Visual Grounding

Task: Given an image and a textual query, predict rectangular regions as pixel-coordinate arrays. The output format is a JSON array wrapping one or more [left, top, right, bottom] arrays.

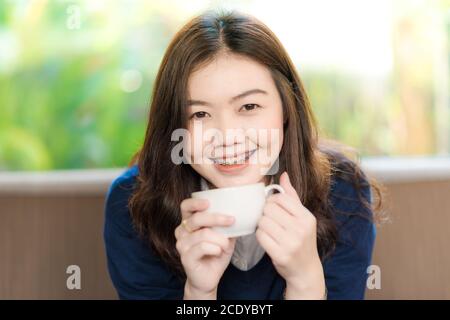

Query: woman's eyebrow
[[186, 88, 268, 107], [229, 88, 268, 103], [186, 99, 212, 107]]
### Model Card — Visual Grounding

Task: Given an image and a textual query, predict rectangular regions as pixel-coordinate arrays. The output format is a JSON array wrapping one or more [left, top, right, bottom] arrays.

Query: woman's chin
[[208, 165, 266, 188]]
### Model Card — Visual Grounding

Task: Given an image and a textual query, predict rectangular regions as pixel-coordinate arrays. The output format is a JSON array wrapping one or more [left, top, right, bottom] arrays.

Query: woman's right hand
[[175, 198, 236, 299]]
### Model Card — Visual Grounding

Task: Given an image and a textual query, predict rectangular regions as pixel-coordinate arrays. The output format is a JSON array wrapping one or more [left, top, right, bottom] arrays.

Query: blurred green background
[[0, 0, 449, 171]]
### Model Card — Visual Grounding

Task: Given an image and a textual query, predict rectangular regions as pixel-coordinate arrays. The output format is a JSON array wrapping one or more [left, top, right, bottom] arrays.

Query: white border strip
[[362, 156, 450, 184], [0, 168, 123, 195], [0, 157, 449, 195]]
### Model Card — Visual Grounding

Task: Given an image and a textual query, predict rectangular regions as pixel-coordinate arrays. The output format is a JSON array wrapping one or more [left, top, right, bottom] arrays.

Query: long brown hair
[[128, 10, 383, 279]]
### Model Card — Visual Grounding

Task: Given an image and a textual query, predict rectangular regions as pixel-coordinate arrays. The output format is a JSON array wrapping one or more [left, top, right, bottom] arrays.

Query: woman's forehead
[[187, 53, 276, 102]]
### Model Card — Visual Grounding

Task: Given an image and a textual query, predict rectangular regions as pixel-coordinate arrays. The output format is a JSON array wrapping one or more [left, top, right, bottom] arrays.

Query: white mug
[[191, 182, 285, 237]]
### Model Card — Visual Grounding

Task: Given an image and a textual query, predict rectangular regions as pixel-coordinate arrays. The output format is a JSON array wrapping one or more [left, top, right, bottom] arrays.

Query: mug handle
[[264, 184, 285, 197]]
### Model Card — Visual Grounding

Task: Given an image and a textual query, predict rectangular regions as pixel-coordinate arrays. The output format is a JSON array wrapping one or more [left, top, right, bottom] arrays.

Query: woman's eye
[[240, 104, 260, 112], [190, 111, 210, 119]]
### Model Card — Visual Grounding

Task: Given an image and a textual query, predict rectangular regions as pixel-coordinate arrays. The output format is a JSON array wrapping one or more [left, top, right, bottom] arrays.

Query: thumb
[[279, 171, 298, 198]]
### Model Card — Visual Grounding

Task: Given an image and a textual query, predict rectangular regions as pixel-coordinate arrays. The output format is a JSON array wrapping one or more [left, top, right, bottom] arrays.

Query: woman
[[104, 10, 382, 300]]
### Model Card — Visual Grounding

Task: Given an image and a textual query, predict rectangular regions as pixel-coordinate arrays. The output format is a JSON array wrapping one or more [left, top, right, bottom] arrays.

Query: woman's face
[[185, 52, 284, 188]]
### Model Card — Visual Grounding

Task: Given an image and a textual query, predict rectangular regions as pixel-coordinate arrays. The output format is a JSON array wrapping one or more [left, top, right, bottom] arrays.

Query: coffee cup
[[191, 182, 285, 237]]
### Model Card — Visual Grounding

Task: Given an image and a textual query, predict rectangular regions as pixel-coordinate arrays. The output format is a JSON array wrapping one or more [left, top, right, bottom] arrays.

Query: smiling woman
[[103, 10, 383, 300]]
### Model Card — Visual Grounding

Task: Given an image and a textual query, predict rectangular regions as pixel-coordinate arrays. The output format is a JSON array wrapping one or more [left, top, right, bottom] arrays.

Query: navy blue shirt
[[104, 165, 376, 300]]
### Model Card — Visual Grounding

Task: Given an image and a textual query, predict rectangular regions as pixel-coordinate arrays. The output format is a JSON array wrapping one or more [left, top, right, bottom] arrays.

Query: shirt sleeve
[[322, 174, 377, 300], [103, 174, 184, 300]]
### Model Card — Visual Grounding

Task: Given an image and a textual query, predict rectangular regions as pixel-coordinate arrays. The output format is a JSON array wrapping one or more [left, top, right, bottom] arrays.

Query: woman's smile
[[212, 148, 257, 175]]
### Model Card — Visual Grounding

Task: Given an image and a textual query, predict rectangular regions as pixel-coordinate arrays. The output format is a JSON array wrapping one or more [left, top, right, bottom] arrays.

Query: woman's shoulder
[[104, 165, 139, 235], [328, 155, 372, 216], [107, 165, 139, 197], [326, 155, 376, 245]]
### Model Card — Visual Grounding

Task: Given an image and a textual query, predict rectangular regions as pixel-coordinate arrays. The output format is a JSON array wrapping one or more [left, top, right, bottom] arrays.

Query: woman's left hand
[[256, 171, 326, 299]]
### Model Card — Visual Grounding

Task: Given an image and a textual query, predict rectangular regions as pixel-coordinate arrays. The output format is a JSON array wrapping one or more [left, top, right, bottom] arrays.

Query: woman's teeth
[[213, 149, 256, 165]]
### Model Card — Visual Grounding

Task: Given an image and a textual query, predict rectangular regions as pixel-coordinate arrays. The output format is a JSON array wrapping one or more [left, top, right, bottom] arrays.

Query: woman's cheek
[[255, 129, 283, 172]]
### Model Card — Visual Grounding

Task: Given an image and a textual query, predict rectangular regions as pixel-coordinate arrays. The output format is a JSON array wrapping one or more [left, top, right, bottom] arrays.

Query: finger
[[185, 242, 223, 263], [279, 171, 299, 199], [174, 225, 184, 240], [255, 228, 280, 257], [176, 212, 235, 242], [178, 228, 231, 254], [257, 215, 288, 245], [279, 172, 315, 218], [263, 202, 295, 230], [266, 193, 305, 218], [187, 212, 235, 232], [175, 223, 194, 240], [180, 198, 209, 219]]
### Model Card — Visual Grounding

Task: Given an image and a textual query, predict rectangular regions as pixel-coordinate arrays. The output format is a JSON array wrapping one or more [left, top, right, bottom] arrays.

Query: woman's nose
[[211, 114, 246, 147]]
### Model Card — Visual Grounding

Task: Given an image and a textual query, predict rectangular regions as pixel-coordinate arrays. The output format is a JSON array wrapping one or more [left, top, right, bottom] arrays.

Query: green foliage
[[0, 1, 446, 171]]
